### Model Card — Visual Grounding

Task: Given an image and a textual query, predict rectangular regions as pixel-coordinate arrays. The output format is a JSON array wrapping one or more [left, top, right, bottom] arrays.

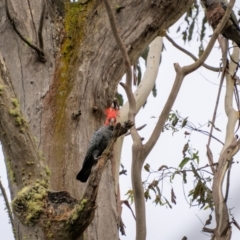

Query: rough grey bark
[[0, 0, 193, 239]]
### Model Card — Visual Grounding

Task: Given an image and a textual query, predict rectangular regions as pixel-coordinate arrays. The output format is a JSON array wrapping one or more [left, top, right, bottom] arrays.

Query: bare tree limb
[[212, 41, 239, 240], [144, 0, 236, 156], [206, 36, 228, 174], [102, 1, 147, 240], [113, 37, 163, 194], [165, 34, 221, 72], [203, 227, 215, 233]]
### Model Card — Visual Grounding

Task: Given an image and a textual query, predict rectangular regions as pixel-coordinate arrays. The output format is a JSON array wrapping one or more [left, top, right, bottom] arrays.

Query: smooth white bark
[[114, 37, 163, 193]]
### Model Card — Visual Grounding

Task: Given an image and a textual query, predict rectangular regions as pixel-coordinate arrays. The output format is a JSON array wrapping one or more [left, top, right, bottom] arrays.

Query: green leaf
[[182, 142, 189, 158], [154, 194, 161, 205], [192, 151, 199, 164], [172, 116, 178, 127], [181, 117, 188, 128], [144, 163, 150, 172], [179, 157, 191, 169], [144, 189, 151, 201], [205, 214, 212, 225], [125, 189, 134, 204], [115, 92, 124, 106], [188, 21, 195, 42], [182, 171, 187, 184], [155, 185, 161, 197], [171, 171, 180, 182]]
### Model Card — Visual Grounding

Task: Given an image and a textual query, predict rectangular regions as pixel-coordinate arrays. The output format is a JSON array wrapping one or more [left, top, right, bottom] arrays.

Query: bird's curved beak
[[109, 118, 115, 126]]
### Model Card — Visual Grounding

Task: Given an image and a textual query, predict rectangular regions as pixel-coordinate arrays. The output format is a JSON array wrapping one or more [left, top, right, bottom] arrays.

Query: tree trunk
[[0, 0, 193, 239]]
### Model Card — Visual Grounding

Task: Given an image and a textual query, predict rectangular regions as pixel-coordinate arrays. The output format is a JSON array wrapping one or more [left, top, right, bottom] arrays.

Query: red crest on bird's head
[[104, 99, 119, 126]]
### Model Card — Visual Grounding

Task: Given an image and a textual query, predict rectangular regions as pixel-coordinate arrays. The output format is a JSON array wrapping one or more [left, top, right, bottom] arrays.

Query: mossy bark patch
[[9, 98, 26, 127], [12, 183, 47, 225]]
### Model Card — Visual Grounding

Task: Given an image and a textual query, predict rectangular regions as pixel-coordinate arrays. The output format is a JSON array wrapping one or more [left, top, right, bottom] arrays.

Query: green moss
[[20, 127, 25, 133], [40, 180, 48, 188], [26, 161, 34, 166], [9, 98, 26, 127], [62, 2, 92, 63], [50, 1, 94, 168], [12, 183, 47, 225], [69, 198, 88, 222], [45, 166, 51, 176], [9, 108, 19, 116], [11, 98, 19, 108]]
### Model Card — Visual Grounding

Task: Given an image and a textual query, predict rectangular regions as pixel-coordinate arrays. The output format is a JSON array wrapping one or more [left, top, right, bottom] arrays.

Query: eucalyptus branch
[[144, 0, 235, 156], [212, 42, 239, 239], [165, 34, 221, 72], [206, 36, 228, 173], [113, 37, 163, 193], [119, 37, 163, 123], [0, 179, 15, 240], [102, 2, 146, 240], [224, 45, 240, 147]]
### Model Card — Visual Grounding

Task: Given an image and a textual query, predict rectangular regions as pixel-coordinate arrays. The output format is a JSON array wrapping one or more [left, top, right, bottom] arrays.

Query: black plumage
[[76, 125, 114, 182], [201, 0, 240, 47]]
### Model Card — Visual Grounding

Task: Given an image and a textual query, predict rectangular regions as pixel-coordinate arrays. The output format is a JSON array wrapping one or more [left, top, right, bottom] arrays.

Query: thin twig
[[125, 124, 147, 136], [0, 179, 16, 240], [157, 163, 218, 175], [232, 217, 240, 230], [121, 200, 136, 220], [165, 34, 221, 72], [203, 227, 215, 233], [184, 125, 224, 145], [144, 0, 235, 155]]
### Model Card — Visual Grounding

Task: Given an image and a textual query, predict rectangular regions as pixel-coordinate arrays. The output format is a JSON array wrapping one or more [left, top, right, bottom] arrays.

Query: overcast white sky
[[1, 2, 240, 240]]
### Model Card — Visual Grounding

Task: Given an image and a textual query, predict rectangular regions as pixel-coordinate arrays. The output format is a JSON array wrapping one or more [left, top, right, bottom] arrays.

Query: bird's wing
[[83, 130, 103, 164]]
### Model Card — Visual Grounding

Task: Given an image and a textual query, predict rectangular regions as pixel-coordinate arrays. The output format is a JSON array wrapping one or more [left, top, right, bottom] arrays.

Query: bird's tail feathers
[[76, 168, 91, 182]]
